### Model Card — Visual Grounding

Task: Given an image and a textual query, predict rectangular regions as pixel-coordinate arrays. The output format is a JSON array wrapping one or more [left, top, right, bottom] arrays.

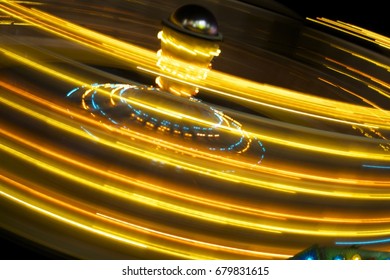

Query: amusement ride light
[[66, 4, 264, 157]]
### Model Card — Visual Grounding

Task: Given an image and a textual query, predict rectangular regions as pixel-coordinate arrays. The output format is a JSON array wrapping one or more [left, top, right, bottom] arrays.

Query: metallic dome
[[163, 4, 222, 41]]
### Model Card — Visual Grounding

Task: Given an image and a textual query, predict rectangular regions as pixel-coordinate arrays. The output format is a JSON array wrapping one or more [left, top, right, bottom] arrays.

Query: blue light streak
[[336, 238, 390, 246], [362, 164, 390, 169]]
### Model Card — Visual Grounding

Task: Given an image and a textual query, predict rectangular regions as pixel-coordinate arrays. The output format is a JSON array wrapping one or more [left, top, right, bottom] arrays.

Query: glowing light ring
[[66, 83, 266, 158]]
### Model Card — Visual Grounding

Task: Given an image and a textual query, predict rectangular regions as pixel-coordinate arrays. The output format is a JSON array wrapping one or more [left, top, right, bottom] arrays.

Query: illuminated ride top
[[156, 4, 222, 97], [67, 4, 265, 159]]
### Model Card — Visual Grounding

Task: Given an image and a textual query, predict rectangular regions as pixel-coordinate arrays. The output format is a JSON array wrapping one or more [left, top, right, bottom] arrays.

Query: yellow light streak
[[0, 190, 147, 249], [1, 83, 390, 200], [2, 123, 389, 228], [2, 1, 389, 130]]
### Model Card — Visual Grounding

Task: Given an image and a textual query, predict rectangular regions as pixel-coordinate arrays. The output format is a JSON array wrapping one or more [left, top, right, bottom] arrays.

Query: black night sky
[[275, 0, 390, 37]]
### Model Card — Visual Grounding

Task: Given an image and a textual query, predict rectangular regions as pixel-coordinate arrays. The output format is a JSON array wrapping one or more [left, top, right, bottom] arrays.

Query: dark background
[[275, 0, 390, 37]]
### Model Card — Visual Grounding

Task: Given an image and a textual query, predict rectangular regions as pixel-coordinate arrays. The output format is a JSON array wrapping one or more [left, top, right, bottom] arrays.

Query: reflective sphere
[[167, 4, 222, 40]]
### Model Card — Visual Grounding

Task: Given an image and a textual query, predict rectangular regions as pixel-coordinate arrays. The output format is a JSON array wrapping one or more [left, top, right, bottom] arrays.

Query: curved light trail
[[1, 0, 389, 259]]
